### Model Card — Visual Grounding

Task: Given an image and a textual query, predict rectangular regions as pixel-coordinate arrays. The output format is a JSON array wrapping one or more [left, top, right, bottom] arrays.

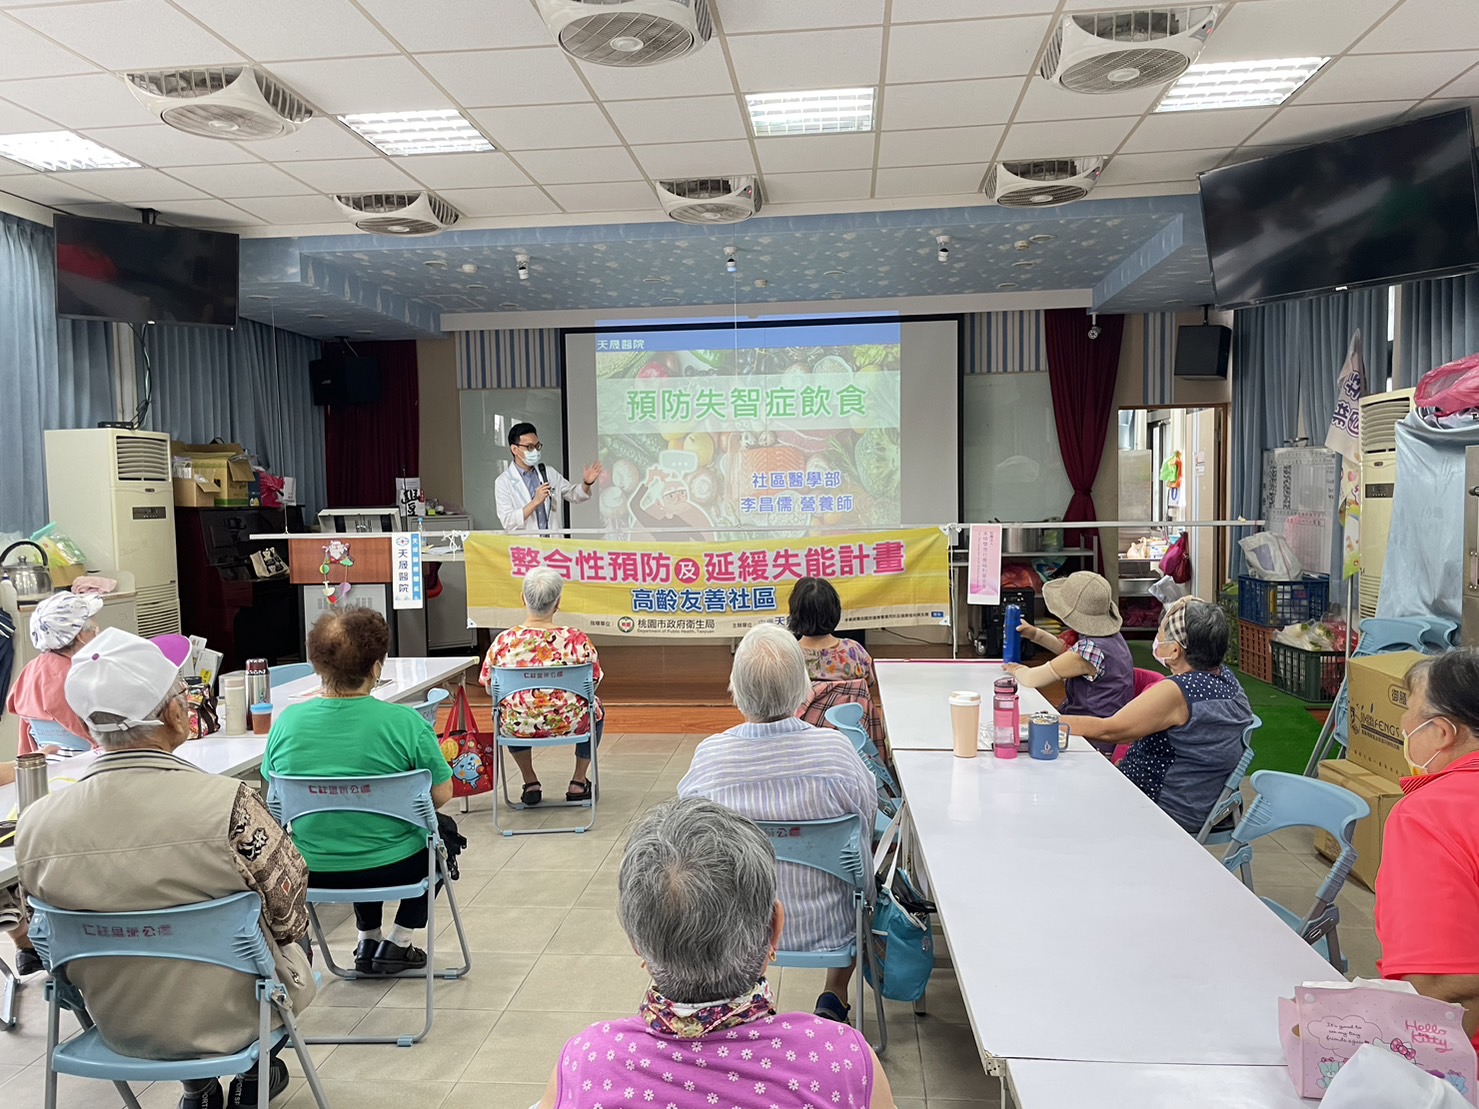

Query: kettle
[[1, 540, 52, 603]]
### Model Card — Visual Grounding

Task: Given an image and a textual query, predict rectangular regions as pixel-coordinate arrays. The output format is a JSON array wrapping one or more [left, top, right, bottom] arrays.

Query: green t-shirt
[[263, 696, 453, 872]]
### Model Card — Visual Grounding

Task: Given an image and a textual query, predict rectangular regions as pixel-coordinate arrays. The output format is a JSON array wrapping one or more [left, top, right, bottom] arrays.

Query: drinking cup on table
[[1027, 712, 1071, 761], [250, 703, 273, 736], [949, 690, 981, 758], [221, 675, 247, 735]]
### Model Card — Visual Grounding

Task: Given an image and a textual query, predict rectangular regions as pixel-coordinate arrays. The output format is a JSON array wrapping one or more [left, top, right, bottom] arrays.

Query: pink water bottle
[[992, 676, 1020, 759]]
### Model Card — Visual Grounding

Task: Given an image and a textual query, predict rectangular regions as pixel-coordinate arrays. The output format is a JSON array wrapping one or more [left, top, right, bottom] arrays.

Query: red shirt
[[1375, 749, 1479, 1047], [4, 651, 95, 754]]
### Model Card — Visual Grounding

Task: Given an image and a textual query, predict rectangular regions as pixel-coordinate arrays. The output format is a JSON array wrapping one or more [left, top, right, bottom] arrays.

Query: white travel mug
[[949, 690, 981, 759]]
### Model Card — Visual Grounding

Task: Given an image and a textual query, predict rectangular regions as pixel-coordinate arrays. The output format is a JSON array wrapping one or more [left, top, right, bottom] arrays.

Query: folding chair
[[1195, 714, 1262, 847], [26, 891, 329, 1109], [410, 687, 450, 727], [490, 663, 598, 837], [267, 770, 473, 1046], [23, 718, 91, 753], [824, 703, 899, 833], [268, 662, 315, 687], [0, 948, 16, 1031], [1222, 769, 1371, 973], [754, 814, 887, 1053]]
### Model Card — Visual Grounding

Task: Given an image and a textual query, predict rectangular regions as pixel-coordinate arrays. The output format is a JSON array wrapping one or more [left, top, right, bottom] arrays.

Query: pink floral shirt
[[480, 625, 604, 738]]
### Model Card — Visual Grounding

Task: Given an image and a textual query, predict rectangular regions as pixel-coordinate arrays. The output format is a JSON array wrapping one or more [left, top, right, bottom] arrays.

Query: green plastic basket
[[1270, 640, 1345, 703]]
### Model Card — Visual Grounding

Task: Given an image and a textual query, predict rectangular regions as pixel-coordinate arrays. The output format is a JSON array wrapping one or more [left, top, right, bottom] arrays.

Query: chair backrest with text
[[489, 663, 596, 747]]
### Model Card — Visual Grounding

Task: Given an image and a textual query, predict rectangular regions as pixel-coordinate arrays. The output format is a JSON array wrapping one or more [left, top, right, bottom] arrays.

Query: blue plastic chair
[[823, 703, 899, 832], [410, 686, 450, 727], [1222, 770, 1371, 974], [489, 663, 598, 837], [267, 770, 473, 1046], [753, 814, 887, 1052], [26, 891, 329, 1109], [1195, 714, 1262, 847], [24, 718, 92, 753], [268, 663, 314, 687]]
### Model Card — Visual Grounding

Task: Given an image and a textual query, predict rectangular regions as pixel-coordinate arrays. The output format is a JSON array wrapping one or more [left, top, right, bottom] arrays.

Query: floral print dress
[[480, 625, 604, 738]]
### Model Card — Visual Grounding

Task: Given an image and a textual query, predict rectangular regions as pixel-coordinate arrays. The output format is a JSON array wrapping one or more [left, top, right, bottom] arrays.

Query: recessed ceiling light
[[466, 282, 486, 290], [745, 87, 876, 136], [338, 109, 494, 156], [823, 269, 846, 277], [996, 282, 1019, 290], [1012, 260, 1038, 268], [424, 259, 448, 269], [1155, 57, 1329, 113], [459, 262, 478, 274], [0, 130, 138, 171], [642, 276, 669, 284], [499, 302, 521, 309], [659, 296, 680, 304], [1029, 234, 1055, 244]]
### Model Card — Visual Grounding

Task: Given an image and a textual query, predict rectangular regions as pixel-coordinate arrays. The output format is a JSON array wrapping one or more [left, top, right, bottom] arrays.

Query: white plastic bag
[[1149, 574, 1189, 604], [1239, 531, 1304, 581], [1321, 1044, 1471, 1108]]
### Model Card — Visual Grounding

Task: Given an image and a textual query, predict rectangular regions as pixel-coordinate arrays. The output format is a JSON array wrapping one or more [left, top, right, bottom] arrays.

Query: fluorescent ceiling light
[[338, 109, 494, 156], [0, 130, 139, 171], [1155, 57, 1329, 113], [745, 88, 876, 136]]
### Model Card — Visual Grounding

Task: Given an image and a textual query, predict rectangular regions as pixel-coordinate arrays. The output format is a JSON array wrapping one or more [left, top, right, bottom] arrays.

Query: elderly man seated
[[678, 622, 877, 1024], [16, 629, 315, 1109]]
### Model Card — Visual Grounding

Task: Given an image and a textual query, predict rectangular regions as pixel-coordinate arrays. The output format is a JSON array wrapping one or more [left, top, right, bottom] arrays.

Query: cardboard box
[[173, 474, 222, 507], [172, 441, 253, 506], [1314, 759, 1404, 890], [1347, 651, 1424, 781]]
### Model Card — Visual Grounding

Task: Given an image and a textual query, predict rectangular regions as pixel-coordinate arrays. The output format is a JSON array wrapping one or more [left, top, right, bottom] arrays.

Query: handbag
[[439, 685, 498, 797], [864, 807, 935, 1003], [1159, 531, 1191, 584], [183, 676, 219, 739]]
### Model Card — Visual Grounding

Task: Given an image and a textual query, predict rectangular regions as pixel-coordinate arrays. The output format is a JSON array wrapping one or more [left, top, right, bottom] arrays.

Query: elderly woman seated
[[788, 576, 887, 754], [480, 565, 604, 805], [533, 797, 895, 1109], [679, 623, 876, 1024], [5, 592, 101, 752], [1061, 597, 1252, 834]]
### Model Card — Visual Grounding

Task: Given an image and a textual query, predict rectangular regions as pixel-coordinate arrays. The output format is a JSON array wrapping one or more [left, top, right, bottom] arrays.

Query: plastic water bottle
[[992, 676, 1020, 759], [1003, 603, 1022, 663]]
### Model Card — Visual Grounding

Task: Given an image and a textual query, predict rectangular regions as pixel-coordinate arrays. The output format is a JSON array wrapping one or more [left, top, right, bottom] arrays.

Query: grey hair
[[618, 798, 777, 1003], [522, 565, 564, 619], [89, 679, 186, 750], [729, 623, 811, 723]]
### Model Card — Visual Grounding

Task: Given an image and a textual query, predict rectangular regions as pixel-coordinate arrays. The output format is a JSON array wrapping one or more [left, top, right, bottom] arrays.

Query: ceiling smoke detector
[[984, 158, 1105, 208], [125, 66, 312, 140], [1039, 8, 1219, 94], [657, 176, 761, 224], [537, 0, 713, 67], [335, 192, 461, 235]]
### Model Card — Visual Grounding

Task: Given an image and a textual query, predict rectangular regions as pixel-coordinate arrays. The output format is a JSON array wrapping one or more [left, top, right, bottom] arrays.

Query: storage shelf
[[1002, 548, 1094, 558]]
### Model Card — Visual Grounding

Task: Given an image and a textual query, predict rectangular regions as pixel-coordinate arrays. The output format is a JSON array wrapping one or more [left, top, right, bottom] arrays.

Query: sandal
[[520, 780, 543, 807], [566, 778, 592, 802]]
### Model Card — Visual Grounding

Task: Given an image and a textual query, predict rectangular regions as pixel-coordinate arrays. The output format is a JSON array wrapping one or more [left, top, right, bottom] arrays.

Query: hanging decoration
[[320, 539, 354, 604]]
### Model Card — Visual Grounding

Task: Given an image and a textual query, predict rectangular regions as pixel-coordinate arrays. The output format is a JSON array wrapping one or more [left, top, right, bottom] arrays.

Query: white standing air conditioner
[[984, 158, 1104, 207], [537, 0, 713, 66], [1358, 389, 1415, 620], [657, 177, 761, 224], [124, 67, 312, 140], [43, 429, 181, 637], [335, 192, 461, 235], [1039, 8, 1220, 94]]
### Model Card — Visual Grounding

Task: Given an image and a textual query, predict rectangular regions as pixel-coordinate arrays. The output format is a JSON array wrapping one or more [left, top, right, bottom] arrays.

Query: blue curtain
[[0, 214, 115, 535], [1399, 273, 1479, 385], [238, 320, 327, 517]]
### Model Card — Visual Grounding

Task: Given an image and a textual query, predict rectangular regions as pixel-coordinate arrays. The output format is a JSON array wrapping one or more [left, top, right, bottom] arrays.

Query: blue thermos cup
[[1003, 603, 1022, 663]]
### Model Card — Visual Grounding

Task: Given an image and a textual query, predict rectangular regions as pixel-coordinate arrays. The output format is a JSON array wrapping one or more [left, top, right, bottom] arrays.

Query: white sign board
[[392, 532, 424, 610], [967, 524, 1003, 605]]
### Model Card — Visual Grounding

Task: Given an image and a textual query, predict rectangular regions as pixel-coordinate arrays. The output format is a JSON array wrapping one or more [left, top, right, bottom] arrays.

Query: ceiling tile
[[151, 197, 263, 226], [890, 0, 1054, 19], [51, 166, 207, 202], [0, 14, 96, 79], [998, 116, 1138, 158], [886, 16, 1052, 84], [727, 28, 883, 92], [398, 152, 531, 189], [579, 49, 736, 101], [0, 73, 158, 129], [174, 0, 396, 60], [1118, 108, 1271, 154], [1013, 79, 1161, 123], [55, 200, 144, 220], [755, 133, 876, 173], [874, 163, 986, 197], [0, 174, 109, 205], [763, 169, 873, 203], [267, 56, 452, 114], [471, 103, 619, 150], [418, 47, 589, 107], [77, 124, 262, 167], [514, 145, 641, 185], [1200, 0, 1393, 61], [1353, 0, 1479, 53], [880, 78, 1023, 130], [1295, 52, 1479, 105], [877, 125, 1003, 167], [1437, 65, 1479, 98], [631, 139, 756, 179], [231, 193, 346, 223], [284, 157, 419, 192], [546, 181, 656, 212], [10, 0, 240, 69], [606, 96, 747, 145], [0, 97, 64, 133], [166, 161, 316, 197], [357, 0, 556, 53], [249, 117, 374, 161], [435, 185, 560, 217], [716, 0, 884, 33], [1245, 100, 1414, 145], [1097, 149, 1229, 186]]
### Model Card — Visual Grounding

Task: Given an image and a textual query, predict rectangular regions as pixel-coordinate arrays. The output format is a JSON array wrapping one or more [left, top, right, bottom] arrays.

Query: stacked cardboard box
[[172, 441, 253, 507]]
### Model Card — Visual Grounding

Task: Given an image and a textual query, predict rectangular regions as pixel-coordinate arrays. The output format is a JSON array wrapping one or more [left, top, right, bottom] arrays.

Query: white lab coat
[[494, 461, 591, 534]]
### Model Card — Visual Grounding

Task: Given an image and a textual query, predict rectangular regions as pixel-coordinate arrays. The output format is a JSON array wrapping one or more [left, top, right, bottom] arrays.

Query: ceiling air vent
[[1039, 7, 1220, 94], [537, 0, 713, 67], [335, 192, 461, 235], [657, 177, 761, 224], [125, 67, 312, 140], [985, 159, 1105, 207]]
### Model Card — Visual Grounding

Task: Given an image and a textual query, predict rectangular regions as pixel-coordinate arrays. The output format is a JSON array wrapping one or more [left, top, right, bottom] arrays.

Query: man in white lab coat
[[494, 421, 603, 535]]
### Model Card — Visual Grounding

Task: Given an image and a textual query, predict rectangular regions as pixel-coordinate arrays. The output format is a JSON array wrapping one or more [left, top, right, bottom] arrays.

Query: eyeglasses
[[516, 441, 542, 451]]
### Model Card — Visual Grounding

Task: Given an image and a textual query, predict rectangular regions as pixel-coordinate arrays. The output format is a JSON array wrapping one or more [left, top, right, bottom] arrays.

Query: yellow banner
[[466, 528, 950, 637]]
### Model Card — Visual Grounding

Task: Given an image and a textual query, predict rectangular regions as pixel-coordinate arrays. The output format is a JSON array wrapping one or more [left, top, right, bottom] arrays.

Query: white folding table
[[1004, 1060, 1317, 1108]]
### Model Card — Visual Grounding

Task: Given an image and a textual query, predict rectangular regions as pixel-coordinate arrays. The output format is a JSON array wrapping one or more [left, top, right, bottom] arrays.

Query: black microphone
[[537, 462, 548, 494]]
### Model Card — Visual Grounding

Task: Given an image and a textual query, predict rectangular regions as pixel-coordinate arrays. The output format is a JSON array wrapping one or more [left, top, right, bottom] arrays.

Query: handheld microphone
[[537, 462, 548, 493]]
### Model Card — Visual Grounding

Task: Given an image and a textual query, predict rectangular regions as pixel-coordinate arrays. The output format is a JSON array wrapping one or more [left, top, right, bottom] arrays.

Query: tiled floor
[[0, 735, 1376, 1109]]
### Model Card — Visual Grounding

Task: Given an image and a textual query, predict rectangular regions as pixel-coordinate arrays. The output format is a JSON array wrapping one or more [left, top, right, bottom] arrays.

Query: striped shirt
[[677, 717, 877, 952]]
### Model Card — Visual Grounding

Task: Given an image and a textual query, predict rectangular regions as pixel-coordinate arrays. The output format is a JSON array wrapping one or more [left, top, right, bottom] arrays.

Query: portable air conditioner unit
[[43, 429, 181, 637], [335, 192, 461, 235], [1039, 7, 1220, 94], [537, 0, 713, 66], [1358, 388, 1415, 620], [124, 67, 312, 140], [657, 177, 760, 224], [984, 158, 1104, 207]]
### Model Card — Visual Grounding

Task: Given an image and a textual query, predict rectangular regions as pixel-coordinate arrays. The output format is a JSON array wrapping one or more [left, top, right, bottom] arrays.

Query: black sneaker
[[352, 939, 378, 975], [179, 1080, 223, 1109], [14, 947, 43, 976], [814, 991, 850, 1024], [228, 1058, 289, 1107], [370, 939, 427, 975]]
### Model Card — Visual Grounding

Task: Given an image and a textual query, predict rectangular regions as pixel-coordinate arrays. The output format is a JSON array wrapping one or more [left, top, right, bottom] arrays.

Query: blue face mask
[[521, 448, 542, 466]]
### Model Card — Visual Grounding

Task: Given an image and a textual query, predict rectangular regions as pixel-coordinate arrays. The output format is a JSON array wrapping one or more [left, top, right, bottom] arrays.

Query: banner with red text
[[465, 527, 949, 637]]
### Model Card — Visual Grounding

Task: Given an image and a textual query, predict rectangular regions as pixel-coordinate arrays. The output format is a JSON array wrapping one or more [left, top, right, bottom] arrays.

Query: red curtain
[[325, 340, 419, 508], [1044, 309, 1124, 571]]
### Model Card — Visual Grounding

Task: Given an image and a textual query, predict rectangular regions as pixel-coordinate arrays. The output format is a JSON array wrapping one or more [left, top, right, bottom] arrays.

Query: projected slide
[[595, 322, 901, 537]]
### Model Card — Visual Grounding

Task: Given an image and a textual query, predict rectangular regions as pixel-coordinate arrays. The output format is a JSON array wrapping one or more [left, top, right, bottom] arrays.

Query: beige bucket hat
[[1041, 571, 1122, 637]]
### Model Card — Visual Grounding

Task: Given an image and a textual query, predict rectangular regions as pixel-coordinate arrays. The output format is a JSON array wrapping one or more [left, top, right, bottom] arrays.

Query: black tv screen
[[1198, 108, 1479, 309], [55, 215, 239, 327]]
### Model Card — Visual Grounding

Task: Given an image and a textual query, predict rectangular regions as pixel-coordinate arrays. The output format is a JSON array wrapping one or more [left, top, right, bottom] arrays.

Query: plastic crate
[[1237, 621, 1275, 684], [1238, 574, 1331, 627], [1270, 640, 1346, 703]]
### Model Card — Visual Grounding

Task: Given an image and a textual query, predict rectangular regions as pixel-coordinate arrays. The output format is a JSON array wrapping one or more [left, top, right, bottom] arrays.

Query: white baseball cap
[[65, 627, 182, 735], [29, 592, 103, 651]]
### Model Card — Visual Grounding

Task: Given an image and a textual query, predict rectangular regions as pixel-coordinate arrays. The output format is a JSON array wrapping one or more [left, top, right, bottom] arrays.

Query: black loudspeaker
[[310, 355, 380, 406], [1173, 324, 1232, 379], [310, 358, 344, 406]]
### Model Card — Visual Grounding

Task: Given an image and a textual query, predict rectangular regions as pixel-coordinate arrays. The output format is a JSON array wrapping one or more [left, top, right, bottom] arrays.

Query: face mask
[[1152, 637, 1175, 667], [1401, 718, 1443, 775], [522, 448, 542, 465]]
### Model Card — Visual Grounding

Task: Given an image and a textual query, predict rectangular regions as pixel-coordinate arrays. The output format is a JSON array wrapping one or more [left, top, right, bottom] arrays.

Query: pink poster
[[967, 525, 1002, 606]]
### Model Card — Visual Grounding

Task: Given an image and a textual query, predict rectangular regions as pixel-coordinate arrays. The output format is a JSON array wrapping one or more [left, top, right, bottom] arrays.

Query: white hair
[[729, 623, 811, 723], [88, 679, 186, 750], [522, 565, 564, 618]]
